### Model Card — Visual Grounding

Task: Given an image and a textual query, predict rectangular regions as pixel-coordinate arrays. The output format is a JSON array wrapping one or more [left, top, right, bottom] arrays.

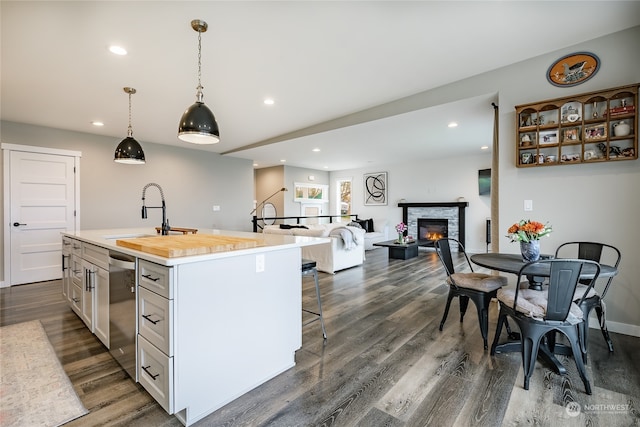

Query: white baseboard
[[591, 315, 640, 338]]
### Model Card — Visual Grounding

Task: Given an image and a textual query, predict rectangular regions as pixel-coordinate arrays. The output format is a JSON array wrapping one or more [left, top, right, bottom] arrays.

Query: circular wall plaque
[[546, 52, 600, 87]]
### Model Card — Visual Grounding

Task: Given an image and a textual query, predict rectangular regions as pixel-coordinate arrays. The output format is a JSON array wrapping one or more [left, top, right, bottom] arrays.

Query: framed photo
[[539, 131, 558, 145], [546, 52, 600, 87], [520, 152, 534, 165], [293, 182, 328, 202], [584, 124, 607, 140], [363, 172, 387, 205], [562, 127, 580, 143]]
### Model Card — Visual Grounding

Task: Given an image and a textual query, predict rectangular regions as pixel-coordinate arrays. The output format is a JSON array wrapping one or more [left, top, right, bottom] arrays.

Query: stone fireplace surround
[[398, 202, 469, 248]]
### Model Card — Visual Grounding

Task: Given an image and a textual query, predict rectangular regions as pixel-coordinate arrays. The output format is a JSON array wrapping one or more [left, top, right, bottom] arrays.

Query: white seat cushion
[[573, 284, 598, 301], [497, 287, 584, 325], [447, 273, 507, 292]]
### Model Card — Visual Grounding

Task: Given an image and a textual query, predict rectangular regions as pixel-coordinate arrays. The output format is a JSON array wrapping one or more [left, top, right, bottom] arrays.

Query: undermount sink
[[102, 233, 157, 240]]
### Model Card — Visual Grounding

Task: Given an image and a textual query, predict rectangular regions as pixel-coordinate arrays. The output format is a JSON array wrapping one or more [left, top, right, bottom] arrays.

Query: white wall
[[331, 153, 492, 253]]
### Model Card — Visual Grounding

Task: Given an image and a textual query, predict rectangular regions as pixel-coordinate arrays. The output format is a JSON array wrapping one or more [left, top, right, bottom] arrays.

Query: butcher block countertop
[[116, 234, 264, 258], [62, 228, 330, 266]]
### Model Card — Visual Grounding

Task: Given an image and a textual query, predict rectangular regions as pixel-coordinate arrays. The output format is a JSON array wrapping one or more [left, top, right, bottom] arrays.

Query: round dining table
[[470, 253, 617, 290], [469, 252, 618, 375]]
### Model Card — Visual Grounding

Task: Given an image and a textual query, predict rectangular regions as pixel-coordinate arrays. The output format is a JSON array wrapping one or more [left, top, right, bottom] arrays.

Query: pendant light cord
[[127, 91, 134, 137], [196, 28, 204, 102]]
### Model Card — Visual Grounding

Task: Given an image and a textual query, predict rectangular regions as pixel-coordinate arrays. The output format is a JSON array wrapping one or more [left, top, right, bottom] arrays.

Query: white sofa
[[263, 223, 365, 274], [350, 218, 389, 250]]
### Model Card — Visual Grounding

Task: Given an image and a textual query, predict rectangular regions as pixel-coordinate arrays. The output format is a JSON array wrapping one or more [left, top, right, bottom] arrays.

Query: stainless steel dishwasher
[[108, 250, 137, 380]]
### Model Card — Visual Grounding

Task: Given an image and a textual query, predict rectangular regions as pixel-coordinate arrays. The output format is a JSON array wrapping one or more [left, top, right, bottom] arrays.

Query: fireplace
[[418, 218, 448, 246], [398, 202, 468, 249]]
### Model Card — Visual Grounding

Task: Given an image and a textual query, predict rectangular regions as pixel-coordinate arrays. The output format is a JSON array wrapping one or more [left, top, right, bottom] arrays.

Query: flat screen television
[[478, 168, 491, 195]]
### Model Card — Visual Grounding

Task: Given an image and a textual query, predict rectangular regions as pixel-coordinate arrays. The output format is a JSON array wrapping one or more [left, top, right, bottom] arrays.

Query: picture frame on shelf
[[584, 124, 607, 140], [520, 152, 534, 165], [562, 127, 580, 143], [539, 131, 558, 145]]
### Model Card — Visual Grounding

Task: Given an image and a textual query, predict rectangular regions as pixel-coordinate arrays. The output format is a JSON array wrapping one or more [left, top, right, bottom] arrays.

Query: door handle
[[13, 222, 26, 227]]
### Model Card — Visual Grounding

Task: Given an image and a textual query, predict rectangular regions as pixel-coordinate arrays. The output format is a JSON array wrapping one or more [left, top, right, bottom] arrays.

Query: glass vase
[[397, 233, 404, 244], [520, 240, 541, 262]]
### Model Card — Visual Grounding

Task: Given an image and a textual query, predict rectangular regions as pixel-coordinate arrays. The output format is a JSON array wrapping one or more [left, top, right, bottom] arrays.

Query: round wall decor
[[546, 52, 600, 87]]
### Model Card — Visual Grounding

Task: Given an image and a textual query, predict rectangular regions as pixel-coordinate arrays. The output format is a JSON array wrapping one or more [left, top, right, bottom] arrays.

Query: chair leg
[[311, 268, 327, 340], [595, 304, 614, 353], [472, 296, 491, 350], [564, 326, 592, 395], [439, 291, 455, 331], [459, 295, 470, 323], [520, 328, 544, 391], [491, 312, 506, 355]]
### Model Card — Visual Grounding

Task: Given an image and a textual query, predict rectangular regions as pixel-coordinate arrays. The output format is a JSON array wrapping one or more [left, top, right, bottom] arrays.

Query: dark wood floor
[[1, 248, 639, 426]]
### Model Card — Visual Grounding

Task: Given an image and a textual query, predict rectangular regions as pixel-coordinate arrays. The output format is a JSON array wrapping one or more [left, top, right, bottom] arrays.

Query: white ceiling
[[2, 1, 639, 171]]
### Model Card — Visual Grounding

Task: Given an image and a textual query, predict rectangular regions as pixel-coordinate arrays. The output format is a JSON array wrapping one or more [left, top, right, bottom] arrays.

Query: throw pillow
[[348, 221, 363, 229], [279, 224, 309, 229], [366, 218, 375, 233]]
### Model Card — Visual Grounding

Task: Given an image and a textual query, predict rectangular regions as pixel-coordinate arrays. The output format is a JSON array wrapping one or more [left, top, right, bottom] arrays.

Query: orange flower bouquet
[[506, 219, 552, 243]]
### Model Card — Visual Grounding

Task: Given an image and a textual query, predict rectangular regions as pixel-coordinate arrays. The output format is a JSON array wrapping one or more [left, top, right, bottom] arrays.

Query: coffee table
[[373, 240, 419, 260]]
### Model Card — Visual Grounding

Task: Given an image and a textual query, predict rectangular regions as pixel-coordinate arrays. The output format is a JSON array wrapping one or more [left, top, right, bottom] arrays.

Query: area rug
[[0, 320, 88, 427]]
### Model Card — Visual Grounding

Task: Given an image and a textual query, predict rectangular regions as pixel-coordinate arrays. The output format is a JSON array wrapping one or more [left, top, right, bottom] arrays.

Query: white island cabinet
[[61, 228, 327, 426]]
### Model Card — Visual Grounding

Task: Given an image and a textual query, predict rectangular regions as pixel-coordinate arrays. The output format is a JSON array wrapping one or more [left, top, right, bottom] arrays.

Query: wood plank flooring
[[1, 248, 639, 426]]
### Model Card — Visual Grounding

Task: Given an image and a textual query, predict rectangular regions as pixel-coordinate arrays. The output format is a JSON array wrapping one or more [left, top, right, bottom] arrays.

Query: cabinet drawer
[[82, 243, 109, 270], [70, 238, 82, 256], [138, 260, 174, 299], [138, 335, 173, 414], [70, 255, 83, 286], [138, 287, 173, 356], [70, 281, 82, 317]]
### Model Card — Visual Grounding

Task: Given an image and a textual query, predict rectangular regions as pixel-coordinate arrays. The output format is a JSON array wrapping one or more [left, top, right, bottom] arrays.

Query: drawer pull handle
[[142, 314, 162, 325], [141, 274, 160, 282], [142, 365, 160, 380]]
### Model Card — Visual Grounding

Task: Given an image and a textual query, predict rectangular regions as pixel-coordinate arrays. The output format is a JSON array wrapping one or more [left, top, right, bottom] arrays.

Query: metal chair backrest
[[515, 259, 601, 322], [434, 238, 474, 278], [555, 241, 621, 296]]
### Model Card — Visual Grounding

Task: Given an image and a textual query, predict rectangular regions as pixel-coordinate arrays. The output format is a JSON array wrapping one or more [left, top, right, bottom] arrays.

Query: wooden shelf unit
[[515, 84, 638, 167]]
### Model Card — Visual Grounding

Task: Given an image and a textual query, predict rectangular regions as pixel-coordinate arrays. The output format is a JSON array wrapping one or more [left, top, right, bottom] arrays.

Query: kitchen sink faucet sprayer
[[141, 183, 170, 235]]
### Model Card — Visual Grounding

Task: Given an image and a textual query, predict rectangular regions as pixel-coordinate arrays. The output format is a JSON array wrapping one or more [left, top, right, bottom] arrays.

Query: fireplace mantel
[[398, 202, 469, 248]]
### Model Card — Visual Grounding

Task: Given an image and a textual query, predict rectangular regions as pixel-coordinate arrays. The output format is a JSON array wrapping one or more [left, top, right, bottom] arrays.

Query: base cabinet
[[63, 237, 110, 349]]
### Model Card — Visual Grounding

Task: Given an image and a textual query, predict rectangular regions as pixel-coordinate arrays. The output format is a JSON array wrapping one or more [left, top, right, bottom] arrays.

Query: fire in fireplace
[[418, 218, 449, 246]]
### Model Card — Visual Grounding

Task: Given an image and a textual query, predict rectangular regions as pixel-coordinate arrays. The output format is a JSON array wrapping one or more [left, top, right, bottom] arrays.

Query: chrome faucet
[[141, 183, 170, 235]]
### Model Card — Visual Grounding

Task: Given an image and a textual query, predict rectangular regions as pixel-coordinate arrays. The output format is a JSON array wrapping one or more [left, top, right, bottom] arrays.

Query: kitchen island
[[61, 228, 328, 426]]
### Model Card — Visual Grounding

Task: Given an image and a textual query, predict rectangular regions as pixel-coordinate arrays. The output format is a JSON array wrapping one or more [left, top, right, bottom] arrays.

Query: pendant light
[[178, 19, 220, 144], [114, 87, 146, 164]]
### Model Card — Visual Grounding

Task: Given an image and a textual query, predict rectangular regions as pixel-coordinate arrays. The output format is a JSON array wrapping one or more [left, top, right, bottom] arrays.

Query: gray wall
[[1, 122, 254, 281]]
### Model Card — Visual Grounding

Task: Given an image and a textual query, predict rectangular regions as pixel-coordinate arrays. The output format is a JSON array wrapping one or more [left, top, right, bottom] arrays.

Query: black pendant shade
[[114, 136, 146, 164], [178, 19, 220, 145], [115, 87, 145, 164], [178, 101, 220, 144]]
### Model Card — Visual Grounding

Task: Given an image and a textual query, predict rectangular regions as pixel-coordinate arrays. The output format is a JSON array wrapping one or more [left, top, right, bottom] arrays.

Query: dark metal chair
[[491, 259, 601, 394], [434, 238, 508, 350], [555, 241, 621, 360]]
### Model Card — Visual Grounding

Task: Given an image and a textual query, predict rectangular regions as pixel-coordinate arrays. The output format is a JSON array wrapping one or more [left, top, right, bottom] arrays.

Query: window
[[336, 178, 352, 217]]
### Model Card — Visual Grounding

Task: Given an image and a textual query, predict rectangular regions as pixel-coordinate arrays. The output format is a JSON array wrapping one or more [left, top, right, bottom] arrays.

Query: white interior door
[[6, 148, 78, 285]]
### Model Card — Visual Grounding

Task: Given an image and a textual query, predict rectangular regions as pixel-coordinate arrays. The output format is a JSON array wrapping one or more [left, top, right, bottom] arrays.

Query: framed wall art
[[293, 182, 328, 202], [363, 172, 387, 206], [546, 52, 600, 87]]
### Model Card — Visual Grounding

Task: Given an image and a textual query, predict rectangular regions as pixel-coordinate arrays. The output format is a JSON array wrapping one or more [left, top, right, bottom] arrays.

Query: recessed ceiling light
[[253, 162, 258, 167], [481, 145, 489, 150], [312, 148, 320, 152], [448, 122, 458, 128], [280, 159, 286, 163], [264, 98, 274, 105], [91, 121, 104, 127], [323, 166, 329, 169], [109, 45, 127, 55]]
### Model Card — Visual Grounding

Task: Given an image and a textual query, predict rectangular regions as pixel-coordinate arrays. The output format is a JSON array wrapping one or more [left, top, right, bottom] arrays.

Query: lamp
[[178, 19, 220, 144], [250, 187, 287, 216], [114, 87, 145, 164]]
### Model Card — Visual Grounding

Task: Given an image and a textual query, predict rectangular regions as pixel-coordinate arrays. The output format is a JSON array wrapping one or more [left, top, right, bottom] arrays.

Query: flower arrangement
[[395, 222, 407, 233], [506, 219, 552, 243]]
